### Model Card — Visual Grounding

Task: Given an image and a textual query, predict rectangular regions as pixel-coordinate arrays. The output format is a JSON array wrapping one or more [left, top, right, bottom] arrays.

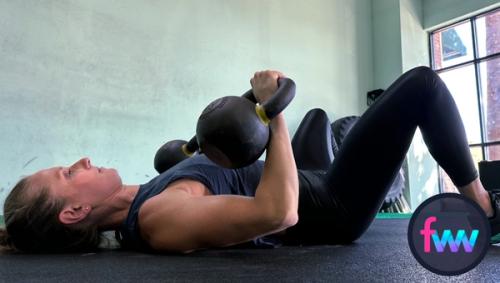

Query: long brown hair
[[0, 177, 102, 253]]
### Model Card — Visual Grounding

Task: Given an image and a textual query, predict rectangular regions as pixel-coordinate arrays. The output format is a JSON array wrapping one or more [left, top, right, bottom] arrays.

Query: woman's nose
[[73, 157, 91, 169]]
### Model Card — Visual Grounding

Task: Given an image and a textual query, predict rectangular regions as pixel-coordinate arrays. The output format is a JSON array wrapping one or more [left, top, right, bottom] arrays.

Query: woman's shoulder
[[137, 180, 212, 243]]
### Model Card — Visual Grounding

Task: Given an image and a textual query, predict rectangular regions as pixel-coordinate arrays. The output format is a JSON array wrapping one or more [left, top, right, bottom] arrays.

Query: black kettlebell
[[196, 77, 295, 168], [153, 138, 197, 174]]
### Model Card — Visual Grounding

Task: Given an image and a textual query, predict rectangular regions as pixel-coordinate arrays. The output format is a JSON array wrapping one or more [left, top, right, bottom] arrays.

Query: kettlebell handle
[[184, 136, 199, 154], [241, 78, 296, 123]]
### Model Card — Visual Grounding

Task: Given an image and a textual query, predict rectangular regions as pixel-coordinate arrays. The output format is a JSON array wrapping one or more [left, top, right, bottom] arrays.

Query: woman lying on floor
[[1, 67, 499, 253]]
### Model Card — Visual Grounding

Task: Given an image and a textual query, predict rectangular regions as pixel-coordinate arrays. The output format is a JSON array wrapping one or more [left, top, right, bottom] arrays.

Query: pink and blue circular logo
[[407, 193, 490, 276]]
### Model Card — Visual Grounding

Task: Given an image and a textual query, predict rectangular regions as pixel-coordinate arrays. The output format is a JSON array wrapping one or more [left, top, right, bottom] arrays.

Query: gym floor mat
[[1, 219, 499, 282]]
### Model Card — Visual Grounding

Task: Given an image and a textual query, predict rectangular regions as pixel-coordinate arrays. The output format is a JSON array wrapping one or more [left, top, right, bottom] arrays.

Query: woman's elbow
[[268, 210, 298, 230], [282, 211, 299, 227]]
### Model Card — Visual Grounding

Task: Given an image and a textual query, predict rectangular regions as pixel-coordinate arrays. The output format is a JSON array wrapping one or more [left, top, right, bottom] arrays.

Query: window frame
[[429, 7, 500, 192]]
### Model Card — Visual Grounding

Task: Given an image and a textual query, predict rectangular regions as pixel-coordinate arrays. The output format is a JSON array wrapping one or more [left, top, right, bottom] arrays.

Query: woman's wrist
[[269, 113, 287, 135]]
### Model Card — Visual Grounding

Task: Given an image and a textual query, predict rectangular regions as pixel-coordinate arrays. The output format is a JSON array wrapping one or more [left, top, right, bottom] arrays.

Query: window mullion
[[471, 17, 487, 160], [428, 33, 434, 69]]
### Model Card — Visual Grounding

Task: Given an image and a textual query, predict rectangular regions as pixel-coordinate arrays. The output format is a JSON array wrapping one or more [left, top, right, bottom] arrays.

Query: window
[[429, 8, 500, 193]]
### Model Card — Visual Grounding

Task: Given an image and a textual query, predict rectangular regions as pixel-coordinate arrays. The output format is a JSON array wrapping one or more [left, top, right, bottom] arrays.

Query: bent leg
[[323, 66, 477, 243]]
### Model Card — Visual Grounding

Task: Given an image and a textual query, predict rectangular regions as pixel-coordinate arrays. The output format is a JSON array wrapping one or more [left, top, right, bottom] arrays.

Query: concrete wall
[[0, 0, 373, 208], [371, 0, 402, 90], [400, 0, 429, 71]]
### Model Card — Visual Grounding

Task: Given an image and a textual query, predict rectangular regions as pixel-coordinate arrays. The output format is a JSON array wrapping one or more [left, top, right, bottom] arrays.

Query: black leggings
[[284, 66, 478, 245]]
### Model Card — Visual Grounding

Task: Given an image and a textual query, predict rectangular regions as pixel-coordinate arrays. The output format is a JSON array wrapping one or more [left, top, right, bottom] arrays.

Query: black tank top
[[118, 155, 282, 251]]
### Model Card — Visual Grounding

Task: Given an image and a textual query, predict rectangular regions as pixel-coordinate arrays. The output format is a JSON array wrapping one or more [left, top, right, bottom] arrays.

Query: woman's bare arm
[[254, 113, 299, 225]]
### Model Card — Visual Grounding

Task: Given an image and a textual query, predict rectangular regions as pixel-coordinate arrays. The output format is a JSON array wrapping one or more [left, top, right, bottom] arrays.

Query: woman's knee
[[391, 66, 442, 104], [408, 66, 443, 91], [403, 66, 437, 87], [406, 66, 435, 79]]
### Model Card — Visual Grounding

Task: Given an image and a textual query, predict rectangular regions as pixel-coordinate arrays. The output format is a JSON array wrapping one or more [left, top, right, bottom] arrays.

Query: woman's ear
[[59, 204, 91, 225]]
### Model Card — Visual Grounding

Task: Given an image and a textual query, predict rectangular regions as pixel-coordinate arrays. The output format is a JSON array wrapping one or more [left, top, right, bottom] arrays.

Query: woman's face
[[30, 157, 123, 207]]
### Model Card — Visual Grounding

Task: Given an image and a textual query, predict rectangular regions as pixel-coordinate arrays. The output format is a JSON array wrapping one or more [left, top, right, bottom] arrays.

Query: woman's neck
[[92, 184, 140, 231]]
